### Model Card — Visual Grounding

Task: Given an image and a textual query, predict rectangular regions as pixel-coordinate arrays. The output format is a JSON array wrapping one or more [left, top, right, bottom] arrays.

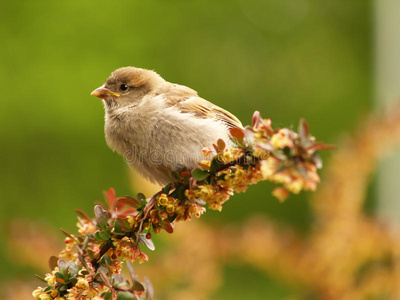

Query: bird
[[91, 66, 243, 185]]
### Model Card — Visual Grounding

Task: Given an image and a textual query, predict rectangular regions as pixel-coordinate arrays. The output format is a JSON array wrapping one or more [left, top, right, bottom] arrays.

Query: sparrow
[[91, 66, 243, 185]]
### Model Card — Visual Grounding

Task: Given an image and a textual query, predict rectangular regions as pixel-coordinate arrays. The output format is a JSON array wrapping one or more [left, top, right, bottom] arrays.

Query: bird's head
[[91, 66, 164, 109]]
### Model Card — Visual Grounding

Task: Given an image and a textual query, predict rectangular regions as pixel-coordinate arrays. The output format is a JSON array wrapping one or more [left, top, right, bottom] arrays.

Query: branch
[[32, 111, 331, 300]]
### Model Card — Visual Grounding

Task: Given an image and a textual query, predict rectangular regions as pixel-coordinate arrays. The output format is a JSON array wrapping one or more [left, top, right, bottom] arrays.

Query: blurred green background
[[0, 0, 372, 298]]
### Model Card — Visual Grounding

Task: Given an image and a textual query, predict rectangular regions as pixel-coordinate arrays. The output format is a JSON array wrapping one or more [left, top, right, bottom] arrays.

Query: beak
[[91, 85, 120, 99]]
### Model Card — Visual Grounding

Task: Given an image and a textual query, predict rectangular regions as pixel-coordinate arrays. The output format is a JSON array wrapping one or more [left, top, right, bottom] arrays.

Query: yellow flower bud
[[45, 274, 56, 286], [286, 179, 303, 194], [32, 288, 43, 300], [209, 203, 223, 212], [39, 294, 51, 300], [75, 278, 89, 290], [159, 210, 168, 220], [157, 194, 168, 206], [272, 187, 289, 202], [166, 204, 175, 214]]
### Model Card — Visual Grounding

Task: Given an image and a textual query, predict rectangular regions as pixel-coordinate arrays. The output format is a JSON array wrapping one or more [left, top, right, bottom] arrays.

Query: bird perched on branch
[[91, 66, 243, 185]]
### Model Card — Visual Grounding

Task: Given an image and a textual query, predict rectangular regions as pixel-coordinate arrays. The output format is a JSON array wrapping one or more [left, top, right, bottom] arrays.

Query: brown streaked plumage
[[91, 66, 243, 185]]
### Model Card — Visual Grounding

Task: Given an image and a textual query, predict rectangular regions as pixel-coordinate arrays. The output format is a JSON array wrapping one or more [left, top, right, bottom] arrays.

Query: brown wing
[[162, 84, 243, 130]]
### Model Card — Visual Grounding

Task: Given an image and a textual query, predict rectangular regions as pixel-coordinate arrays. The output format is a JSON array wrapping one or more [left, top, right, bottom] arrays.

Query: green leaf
[[210, 158, 222, 173], [178, 187, 186, 199], [99, 230, 111, 240], [283, 147, 291, 158], [114, 220, 122, 233], [162, 183, 172, 195], [55, 272, 65, 281], [137, 193, 146, 202], [70, 277, 78, 286], [57, 259, 68, 271], [81, 235, 89, 250], [67, 261, 79, 276], [131, 280, 145, 292], [98, 267, 112, 288], [102, 254, 113, 267], [103, 291, 112, 300], [95, 231, 104, 241], [192, 169, 210, 181], [117, 292, 135, 300], [87, 249, 95, 259], [116, 218, 131, 232]]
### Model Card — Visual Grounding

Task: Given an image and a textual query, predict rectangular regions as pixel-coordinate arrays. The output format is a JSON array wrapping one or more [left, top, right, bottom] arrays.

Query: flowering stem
[[33, 111, 331, 300]]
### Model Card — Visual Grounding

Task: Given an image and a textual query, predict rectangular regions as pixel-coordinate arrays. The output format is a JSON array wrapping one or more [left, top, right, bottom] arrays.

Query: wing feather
[[162, 84, 243, 130]]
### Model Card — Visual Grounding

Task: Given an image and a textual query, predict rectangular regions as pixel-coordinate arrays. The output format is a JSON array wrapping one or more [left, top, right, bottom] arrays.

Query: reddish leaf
[[126, 261, 135, 283], [35, 274, 47, 283], [157, 166, 174, 180], [103, 188, 117, 211], [230, 127, 245, 146], [197, 162, 211, 170], [252, 110, 262, 128], [145, 277, 154, 300], [163, 222, 174, 234], [179, 171, 191, 179], [132, 280, 145, 292], [212, 143, 219, 153], [298, 118, 309, 139], [244, 126, 255, 142], [75, 209, 91, 222], [307, 143, 336, 151], [217, 139, 226, 151], [78, 254, 94, 275], [49, 256, 59, 271], [117, 197, 141, 208], [142, 197, 156, 218], [60, 228, 79, 244], [98, 267, 112, 288], [116, 218, 131, 231], [257, 142, 274, 151], [189, 177, 198, 189], [56, 277, 65, 284]]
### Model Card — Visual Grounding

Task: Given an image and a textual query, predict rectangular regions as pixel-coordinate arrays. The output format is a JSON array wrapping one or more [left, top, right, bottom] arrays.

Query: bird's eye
[[119, 84, 129, 91]]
